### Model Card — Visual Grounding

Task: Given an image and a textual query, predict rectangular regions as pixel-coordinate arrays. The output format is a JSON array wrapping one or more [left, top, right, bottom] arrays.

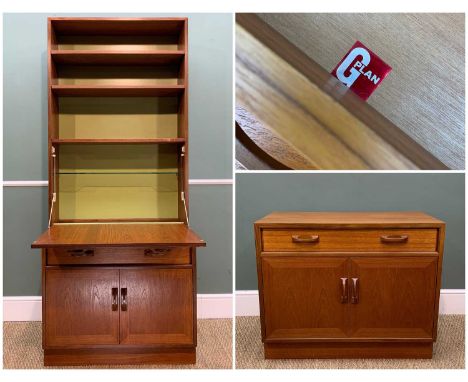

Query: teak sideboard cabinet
[[254, 211, 445, 359], [31, 17, 206, 366]]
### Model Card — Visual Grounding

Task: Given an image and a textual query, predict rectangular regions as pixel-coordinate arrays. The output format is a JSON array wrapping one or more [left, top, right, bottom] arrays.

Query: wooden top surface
[[255, 211, 444, 227], [32, 223, 206, 248], [236, 14, 448, 170], [257, 13, 464, 169]]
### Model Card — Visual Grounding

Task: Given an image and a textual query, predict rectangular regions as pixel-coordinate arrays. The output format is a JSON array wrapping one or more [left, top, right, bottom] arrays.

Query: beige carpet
[[236, 315, 465, 369], [3, 319, 232, 369]]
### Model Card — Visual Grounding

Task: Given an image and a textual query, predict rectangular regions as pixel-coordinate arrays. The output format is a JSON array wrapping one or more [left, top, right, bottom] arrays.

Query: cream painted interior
[[57, 144, 179, 220], [57, 66, 180, 85], [58, 173, 178, 220], [57, 35, 180, 51], [58, 97, 179, 139]]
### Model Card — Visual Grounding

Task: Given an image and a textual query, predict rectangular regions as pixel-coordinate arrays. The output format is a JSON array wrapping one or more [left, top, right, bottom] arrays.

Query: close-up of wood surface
[[236, 14, 463, 170]]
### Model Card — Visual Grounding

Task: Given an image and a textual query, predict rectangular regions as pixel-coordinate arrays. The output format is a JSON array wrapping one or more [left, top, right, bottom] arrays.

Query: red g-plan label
[[331, 41, 392, 101]]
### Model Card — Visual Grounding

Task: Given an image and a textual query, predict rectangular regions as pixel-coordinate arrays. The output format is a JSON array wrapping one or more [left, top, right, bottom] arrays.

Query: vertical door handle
[[121, 288, 128, 311], [340, 277, 348, 303], [351, 278, 359, 304], [111, 287, 118, 311]]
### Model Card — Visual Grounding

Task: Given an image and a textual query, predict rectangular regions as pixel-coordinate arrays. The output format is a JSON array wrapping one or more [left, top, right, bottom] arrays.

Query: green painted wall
[[236, 173, 465, 290], [3, 13, 233, 295]]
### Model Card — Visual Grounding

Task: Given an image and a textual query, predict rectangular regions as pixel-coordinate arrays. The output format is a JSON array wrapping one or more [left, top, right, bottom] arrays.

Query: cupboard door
[[262, 257, 349, 341], [349, 257, 437, 340], [120, 268, 193, 345], [45, 268, 119, 347]]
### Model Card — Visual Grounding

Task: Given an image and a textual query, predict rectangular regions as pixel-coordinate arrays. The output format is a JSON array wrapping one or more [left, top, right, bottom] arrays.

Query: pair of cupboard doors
[[44, 266, 194, 348], [261, 255, 438, 341]]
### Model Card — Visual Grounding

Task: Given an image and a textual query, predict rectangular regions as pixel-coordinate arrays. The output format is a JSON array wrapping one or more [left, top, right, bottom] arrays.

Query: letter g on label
[[336, 47, 371, 87]]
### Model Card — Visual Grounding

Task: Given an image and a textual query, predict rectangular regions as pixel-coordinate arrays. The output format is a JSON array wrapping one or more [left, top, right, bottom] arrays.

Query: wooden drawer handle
[[111, 288, 118, 311], [351, 278, 359, 304], [291, 235, 319, 243], [144, 248, 171, 257], [66, 249, 94, 257], [340, 277, 348, 303], [380, 235, 408, 243], [121, 288, 127, 311]]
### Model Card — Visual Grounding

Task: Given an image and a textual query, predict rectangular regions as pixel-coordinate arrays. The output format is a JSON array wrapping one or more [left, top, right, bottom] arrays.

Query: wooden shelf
[[52, 138, 185, 144], [51, 50, 184, 65], [51, 84, 185, 96], [57, 171, 178, 175], [51, 18, 186, 36]]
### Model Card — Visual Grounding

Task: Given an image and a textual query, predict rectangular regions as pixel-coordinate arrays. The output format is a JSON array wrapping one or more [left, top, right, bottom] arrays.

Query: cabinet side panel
[[254, 225, 266, 341], [432, 225, 446, 341]]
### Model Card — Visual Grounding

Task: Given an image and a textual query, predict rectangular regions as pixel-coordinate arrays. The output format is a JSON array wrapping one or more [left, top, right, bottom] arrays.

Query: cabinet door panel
[[262, 256, 349, 341], [120, 268, 193, 345], [349, 257, 437, 339], [45, 268, 119, 347]]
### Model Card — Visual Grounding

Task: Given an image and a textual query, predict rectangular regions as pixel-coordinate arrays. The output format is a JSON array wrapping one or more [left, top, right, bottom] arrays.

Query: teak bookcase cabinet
[[31, 17, 206, 366], [254, 212, 445, 359]]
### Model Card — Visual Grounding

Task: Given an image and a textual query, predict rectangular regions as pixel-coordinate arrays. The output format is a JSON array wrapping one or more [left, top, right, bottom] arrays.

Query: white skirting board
[[235, 289, 466, 316], [3, 290, 464, 321], [3, 294, 233, 322]]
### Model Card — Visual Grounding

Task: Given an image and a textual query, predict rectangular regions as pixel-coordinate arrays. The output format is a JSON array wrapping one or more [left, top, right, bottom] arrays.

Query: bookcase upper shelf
[[51, 84, 185, 96], [52, 138, 186, 144], [50, 18, 186, 36], [51, 50, 185, 65]]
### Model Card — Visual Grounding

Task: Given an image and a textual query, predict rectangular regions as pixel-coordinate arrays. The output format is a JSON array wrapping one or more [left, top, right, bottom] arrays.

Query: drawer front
[[262, 229, 438, 252], [47, 247, 191, 265]]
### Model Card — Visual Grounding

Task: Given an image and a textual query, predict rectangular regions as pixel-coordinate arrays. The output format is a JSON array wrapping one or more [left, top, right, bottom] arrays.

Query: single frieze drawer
[[47, 246, 191, 265], [261, 229, 438, 252]]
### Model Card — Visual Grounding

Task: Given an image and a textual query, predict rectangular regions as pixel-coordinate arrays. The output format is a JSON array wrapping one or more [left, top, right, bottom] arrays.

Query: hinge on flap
[[48, 146, 57, 228], [181, 191, 189, 225]]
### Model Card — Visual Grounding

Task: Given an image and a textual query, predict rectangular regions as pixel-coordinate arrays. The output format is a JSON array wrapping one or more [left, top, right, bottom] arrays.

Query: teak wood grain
[[255, 211, 444, 227], [262, 257, 349, 341], [119, 268, 193, 345], [348, 257, 437, 340], [256, 13, 464, 170], [45, 268, 120, 347], [32, 223, 206, 248], [50, 18, 187, 36], [51, 50, 184, 65], [47, 246, 191, 265], [254, 211, 445, 359], [236, 14, 448, 170], [51, 84, 185, 97], [261, 228, 437, 252], [264, 342, 433, 359], [44, 347, 196, 366], [236, 106, 314, 170]]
